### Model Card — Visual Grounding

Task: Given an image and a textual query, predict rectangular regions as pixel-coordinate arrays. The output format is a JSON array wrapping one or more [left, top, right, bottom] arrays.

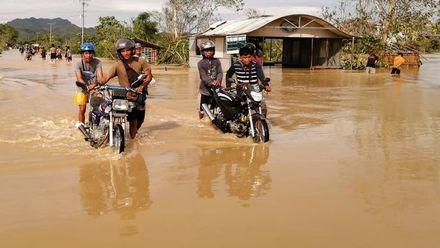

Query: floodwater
[[1, 50, 440, 248]]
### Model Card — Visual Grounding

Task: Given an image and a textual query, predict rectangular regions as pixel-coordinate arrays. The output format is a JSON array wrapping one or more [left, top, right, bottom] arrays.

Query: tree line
[[0, 24, 18, 53], [322, 0, 439, 69]]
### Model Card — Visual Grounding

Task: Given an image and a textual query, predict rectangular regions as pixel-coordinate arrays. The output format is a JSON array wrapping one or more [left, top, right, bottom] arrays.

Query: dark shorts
[[391, 68, 401, 75], [50, 53, 56, 59], [128, 105, 145, 123], [200, 94, 213, 111]]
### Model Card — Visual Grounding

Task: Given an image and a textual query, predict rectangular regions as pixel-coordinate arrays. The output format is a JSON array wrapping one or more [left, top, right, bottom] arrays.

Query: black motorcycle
[[201, 79, 270, 143]]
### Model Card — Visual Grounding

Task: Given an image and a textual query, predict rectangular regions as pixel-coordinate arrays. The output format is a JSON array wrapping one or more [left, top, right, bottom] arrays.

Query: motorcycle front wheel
[[113, 124, 125, 153], [252, 116, 269, 143]]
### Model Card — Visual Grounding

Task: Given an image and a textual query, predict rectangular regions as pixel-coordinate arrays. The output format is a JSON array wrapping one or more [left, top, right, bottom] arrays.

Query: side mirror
[[131, 74, 146, 88], [227, 78, 235, 85]]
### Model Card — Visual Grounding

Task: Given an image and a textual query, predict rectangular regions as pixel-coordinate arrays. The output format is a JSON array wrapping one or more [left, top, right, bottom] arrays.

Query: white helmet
[[200, 40, 215, 51]]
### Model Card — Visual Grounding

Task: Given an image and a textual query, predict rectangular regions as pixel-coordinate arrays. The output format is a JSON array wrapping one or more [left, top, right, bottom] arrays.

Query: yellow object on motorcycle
[[73, 92, 87, 105]]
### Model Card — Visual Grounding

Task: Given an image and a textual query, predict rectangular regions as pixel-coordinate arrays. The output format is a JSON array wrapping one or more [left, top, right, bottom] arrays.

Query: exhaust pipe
[[76, 122, 92, 141], [201, 103, 215, 121]]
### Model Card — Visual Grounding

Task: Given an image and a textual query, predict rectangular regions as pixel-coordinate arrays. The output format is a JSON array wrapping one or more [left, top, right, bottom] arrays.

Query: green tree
[[94, 16, 127, 58], [0, 24, 18, 52], [132, 12, 158, 41]]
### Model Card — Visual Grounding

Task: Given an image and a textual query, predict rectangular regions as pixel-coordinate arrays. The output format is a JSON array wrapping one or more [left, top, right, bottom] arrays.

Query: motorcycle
[[201, 78, 270, 143], [76, 74, 147, 153]]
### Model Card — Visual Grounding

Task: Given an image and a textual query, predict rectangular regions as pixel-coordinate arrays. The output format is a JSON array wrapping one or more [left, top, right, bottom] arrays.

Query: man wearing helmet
[[134, 42, 147, 60], [197, 40, 223, 119], [74, 43, 104, 124], [103, 38, 153, 139]]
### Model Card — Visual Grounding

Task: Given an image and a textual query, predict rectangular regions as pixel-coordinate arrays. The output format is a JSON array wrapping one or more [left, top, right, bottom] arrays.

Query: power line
[[80, 0, 90, 44], [48, 23, 55, 44]]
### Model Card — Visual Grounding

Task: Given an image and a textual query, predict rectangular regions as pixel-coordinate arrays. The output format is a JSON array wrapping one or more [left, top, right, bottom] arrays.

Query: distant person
[[41, 47, 47, 60], [197, 40, 223, 119], [134, 43, 147, 60], [391, 52, 406, 75], [74, 43, 104, 125], [366, 53, 378, 74], [65, 46, 72, 62], [56, 46, 62, 60], [103, 38, 153, 139], [25, 49, 32, 61], [50, 44, 56, 62]]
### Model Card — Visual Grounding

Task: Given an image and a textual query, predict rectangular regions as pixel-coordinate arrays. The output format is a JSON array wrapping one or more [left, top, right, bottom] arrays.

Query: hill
[[7, 17, 94, 41]]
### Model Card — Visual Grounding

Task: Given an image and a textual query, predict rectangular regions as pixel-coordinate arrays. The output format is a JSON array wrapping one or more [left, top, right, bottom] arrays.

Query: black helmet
[[245, 43, 256, 55], [115, 38, 135, 60], [239, 46, 252, 56]]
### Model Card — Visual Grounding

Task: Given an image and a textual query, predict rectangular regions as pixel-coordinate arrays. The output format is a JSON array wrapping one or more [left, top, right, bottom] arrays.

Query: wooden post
[[325, 38, 329, 67], [310, 38, 314, 69], [351, 37, 355, 70], [269, 38, 273, 62]]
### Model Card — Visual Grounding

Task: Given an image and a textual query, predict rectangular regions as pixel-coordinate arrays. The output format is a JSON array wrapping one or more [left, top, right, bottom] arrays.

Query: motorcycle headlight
[[113, 99, 129, 111], [250, 91, 263, 102]]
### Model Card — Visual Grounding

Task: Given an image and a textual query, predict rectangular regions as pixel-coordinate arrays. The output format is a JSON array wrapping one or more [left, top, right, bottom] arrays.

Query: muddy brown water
[[1, 50, 440, 247]]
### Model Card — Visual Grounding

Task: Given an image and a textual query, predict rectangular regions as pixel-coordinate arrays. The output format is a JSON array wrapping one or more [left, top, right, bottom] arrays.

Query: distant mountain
[[7, 17, 94, 41]]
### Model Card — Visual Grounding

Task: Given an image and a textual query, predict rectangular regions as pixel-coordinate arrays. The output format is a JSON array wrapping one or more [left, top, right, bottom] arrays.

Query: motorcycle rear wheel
[[252, 117, 269, 143], [113, 124, 125, 153]]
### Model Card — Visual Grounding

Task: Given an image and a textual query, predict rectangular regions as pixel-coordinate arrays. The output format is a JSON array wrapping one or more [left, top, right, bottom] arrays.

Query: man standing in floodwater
[[366, 53, 379, 74], [41, 47, 46, 60], [103, 38, 153, 139], [49, 44, 56, 62], [391, 52, 406, 75], [197, 40, 223, 119]]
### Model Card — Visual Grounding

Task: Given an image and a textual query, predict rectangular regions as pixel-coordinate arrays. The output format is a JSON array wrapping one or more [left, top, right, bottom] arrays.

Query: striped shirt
[[226, 60, 267, 88]]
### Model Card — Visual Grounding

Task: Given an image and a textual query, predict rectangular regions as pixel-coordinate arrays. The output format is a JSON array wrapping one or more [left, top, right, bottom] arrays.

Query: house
[[189, 14, 356, 70]]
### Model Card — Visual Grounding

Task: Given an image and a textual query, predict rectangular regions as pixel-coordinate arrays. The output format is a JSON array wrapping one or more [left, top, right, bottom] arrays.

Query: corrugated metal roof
[[198, 14, 354, 39]]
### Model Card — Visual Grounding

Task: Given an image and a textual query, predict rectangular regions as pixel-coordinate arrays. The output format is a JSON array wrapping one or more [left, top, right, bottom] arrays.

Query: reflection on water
[[1, 50, 440, 247], [79, 153, 152, 220], [197, 145, 271, 200]]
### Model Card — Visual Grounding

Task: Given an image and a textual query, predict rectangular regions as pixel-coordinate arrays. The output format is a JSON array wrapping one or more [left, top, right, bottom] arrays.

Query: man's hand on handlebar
[[265, 85, 272, 92], [87, 84, 96, 91], [210, 81, 221, 87], [134, 85, 144, 94]]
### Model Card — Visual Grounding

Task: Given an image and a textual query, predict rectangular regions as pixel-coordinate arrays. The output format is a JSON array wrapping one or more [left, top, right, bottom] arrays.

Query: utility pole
[[48, 23, 55, 44], [80, 0, 90, 44]]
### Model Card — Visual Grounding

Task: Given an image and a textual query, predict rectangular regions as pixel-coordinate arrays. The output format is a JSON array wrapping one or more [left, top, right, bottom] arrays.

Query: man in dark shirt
[[366, 53, 379, 74], [197, 40, 223, 119]]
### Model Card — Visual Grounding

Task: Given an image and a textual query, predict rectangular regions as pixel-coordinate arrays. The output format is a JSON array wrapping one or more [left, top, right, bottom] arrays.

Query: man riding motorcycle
[[226, 46, 271, 115], [103, 38, 153, 139], [197, 40, 223, 119], [74, 43, 104, 124]]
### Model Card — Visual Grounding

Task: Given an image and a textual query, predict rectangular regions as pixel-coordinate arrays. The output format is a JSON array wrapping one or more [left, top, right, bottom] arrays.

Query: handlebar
[[75, 81, 137, 93]]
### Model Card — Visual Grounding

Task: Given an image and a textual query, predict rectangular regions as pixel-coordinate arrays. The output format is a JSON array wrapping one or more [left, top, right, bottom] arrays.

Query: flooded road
[[1, 50, 440, 247]]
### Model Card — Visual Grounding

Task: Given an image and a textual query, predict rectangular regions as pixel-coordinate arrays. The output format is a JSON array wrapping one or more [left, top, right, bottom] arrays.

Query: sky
[[0, 0, 336, 27]]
